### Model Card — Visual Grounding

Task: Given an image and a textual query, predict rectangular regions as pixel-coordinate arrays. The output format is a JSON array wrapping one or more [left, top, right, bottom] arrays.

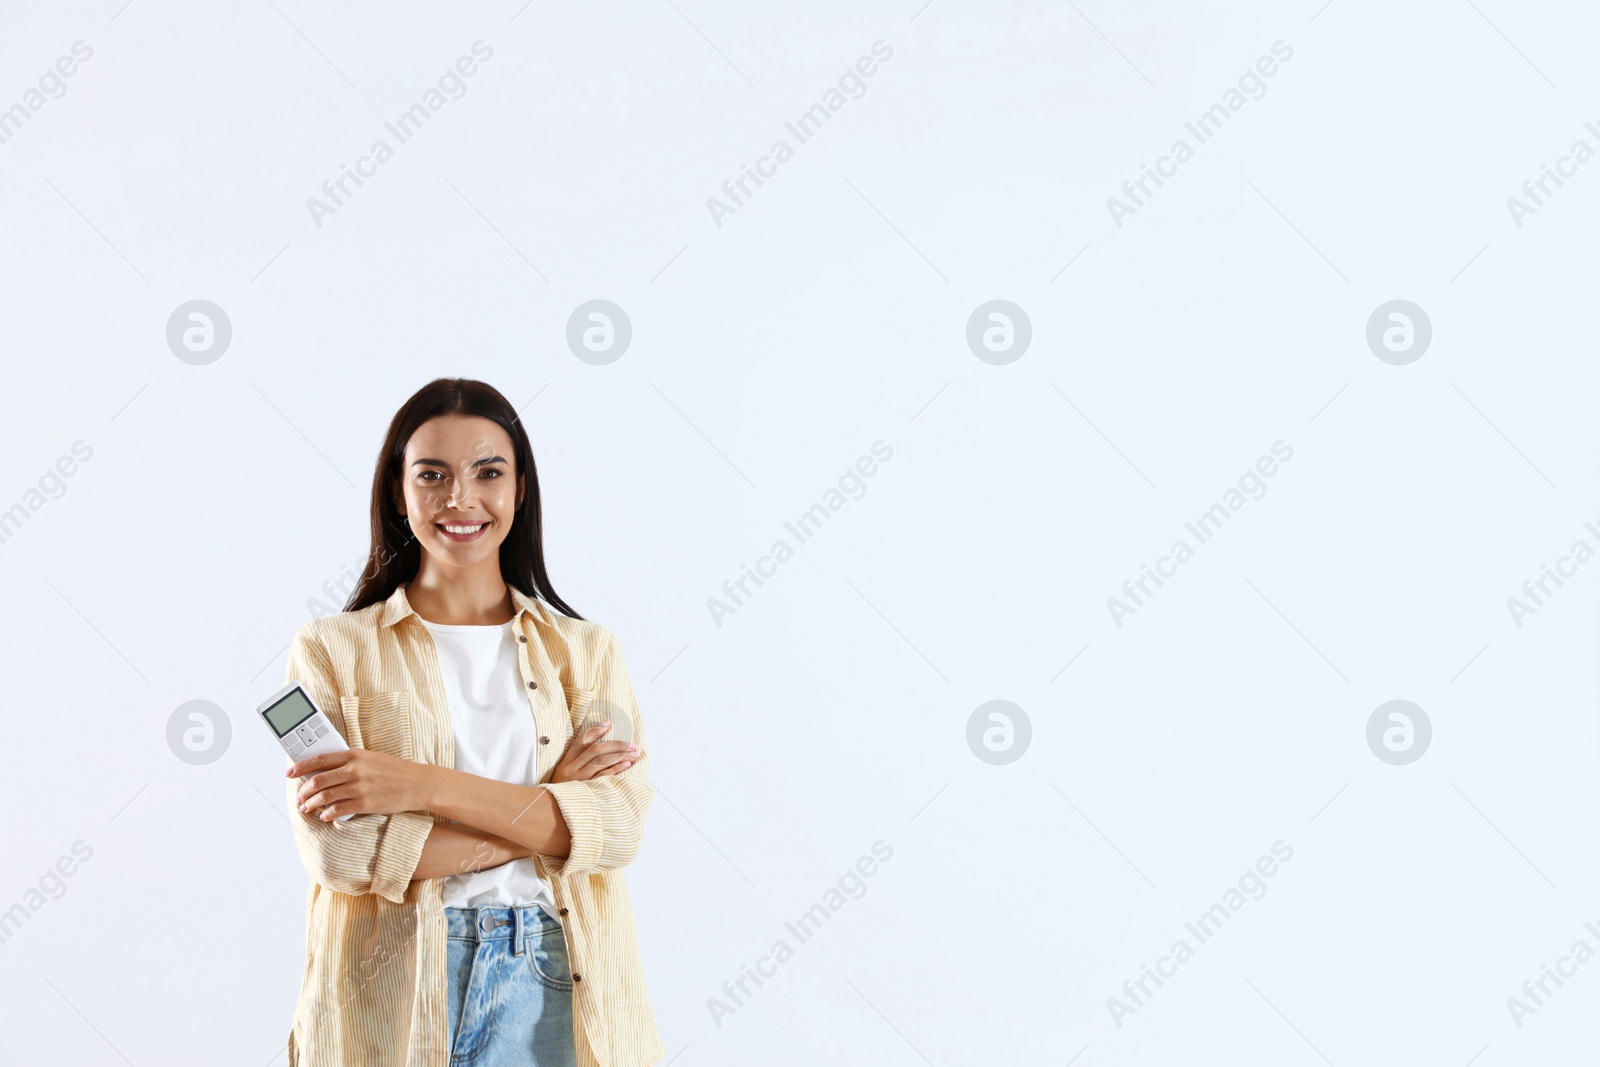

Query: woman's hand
[[288, 749, 434, 822], [550, 722, 638, 784]]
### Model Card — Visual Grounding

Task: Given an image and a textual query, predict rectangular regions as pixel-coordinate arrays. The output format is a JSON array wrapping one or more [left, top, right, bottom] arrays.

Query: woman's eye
[[480, 469, 502, 479]]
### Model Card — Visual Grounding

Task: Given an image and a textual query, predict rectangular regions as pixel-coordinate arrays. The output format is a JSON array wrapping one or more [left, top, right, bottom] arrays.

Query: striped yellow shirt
[[282, 582, 663, 1067]]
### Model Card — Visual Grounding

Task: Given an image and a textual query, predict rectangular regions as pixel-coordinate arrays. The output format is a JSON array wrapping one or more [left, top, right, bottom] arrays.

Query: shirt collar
[[378, 581, 551, 628]]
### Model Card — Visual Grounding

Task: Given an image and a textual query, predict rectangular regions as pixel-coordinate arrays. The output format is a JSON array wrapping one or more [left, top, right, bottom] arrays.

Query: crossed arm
[[287, 722, 635, 882], [282, 627, 652, 898], [412, 821, 535, 880]]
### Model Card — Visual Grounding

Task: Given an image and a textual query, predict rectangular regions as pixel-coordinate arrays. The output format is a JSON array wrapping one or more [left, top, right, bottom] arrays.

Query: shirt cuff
[[540, 781, 603, 873], [370, 811, 434, 903]]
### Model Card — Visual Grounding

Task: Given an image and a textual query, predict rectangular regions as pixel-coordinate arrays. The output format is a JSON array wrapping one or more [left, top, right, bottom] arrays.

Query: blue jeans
[[445, 904, 578, 1067]]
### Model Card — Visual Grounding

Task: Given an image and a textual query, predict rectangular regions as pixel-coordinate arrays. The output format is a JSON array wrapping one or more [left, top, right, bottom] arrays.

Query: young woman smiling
[[279, 378, 663, 1067]]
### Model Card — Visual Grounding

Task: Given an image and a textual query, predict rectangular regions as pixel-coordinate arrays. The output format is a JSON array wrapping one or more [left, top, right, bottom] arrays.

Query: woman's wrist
[[412, 762, 447, 813]]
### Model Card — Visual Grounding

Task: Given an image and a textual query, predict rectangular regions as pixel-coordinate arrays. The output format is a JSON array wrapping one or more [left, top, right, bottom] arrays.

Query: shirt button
[[527, 681, 538, 690], [573, 974, 582, 983], [540, 736, 550, 745], [519, 635, 527, 643], [558, 907, 568, 916]]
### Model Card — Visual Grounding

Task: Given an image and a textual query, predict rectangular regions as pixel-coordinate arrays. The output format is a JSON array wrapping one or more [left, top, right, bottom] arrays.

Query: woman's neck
[[407, 560, 515, 625]]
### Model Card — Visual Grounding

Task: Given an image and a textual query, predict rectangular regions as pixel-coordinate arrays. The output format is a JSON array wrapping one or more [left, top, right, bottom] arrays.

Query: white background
[[1, 1, 1597, 1064]]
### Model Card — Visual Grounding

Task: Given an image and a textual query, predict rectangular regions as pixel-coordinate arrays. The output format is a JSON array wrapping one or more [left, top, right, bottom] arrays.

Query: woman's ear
[[516, 473, 526, 511], [390, 476, 407, 517]]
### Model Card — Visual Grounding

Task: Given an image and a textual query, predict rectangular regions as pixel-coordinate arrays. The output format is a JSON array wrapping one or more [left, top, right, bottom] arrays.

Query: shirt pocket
[[566, 684, 632, 745], [337, 691, 416, 761]]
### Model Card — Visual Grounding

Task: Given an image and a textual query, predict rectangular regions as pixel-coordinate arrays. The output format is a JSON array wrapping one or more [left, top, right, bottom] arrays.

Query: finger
[[287, 751, 338, 779], [295, 767, 353, 803], [299, 787, 332, 811], [569, 740, 632, 768], [318, 802, 350, 822], [300, 785, 356, 812], [582, 744, 638, 771], [570, 722, 612, 751], [560, 733, 613, 769], [570, 747, 639, 780], [286, 749, 353, 779]]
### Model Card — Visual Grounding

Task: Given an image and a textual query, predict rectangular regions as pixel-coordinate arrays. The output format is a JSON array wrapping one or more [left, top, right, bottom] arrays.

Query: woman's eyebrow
[[410, 455, 509, 468]]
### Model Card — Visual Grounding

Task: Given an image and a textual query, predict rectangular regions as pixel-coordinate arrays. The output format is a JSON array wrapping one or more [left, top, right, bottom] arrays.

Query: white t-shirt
[[419, 618, 557, 912]]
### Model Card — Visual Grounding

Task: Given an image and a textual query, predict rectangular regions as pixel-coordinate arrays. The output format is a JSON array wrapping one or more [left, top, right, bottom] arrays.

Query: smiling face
[[395, 414, 523, 570]]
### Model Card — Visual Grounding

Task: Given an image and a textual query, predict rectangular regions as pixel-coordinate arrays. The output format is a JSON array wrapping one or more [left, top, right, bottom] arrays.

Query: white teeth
[[442, 524, 485, 535]]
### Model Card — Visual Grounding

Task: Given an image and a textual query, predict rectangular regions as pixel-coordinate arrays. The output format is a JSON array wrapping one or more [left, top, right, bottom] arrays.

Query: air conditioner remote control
[[258, 679, 355, 823]]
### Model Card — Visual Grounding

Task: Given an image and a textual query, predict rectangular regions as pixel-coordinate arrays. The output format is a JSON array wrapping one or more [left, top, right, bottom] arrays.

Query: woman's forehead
[[406, 414, 513, 458]]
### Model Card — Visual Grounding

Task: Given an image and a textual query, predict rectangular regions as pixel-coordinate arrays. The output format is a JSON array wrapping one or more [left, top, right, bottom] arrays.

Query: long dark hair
[[343, 378, 584, 620]]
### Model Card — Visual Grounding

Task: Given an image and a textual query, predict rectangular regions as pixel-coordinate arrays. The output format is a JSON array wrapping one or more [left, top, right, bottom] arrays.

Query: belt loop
[[512, 906, 527, 956]]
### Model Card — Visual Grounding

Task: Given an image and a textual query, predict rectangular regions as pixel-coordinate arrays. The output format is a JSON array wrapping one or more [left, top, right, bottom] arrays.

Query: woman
[[279, 378, 664, 1067]]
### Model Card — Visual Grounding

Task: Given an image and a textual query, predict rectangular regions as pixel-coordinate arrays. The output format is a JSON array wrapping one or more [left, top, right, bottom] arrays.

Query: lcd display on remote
[[264, 689, 317, 736]]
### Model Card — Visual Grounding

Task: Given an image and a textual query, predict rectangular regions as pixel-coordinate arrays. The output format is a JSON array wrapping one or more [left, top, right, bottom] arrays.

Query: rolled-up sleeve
[[282, 625, 432, 904], [540, 629, 654, 877]]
